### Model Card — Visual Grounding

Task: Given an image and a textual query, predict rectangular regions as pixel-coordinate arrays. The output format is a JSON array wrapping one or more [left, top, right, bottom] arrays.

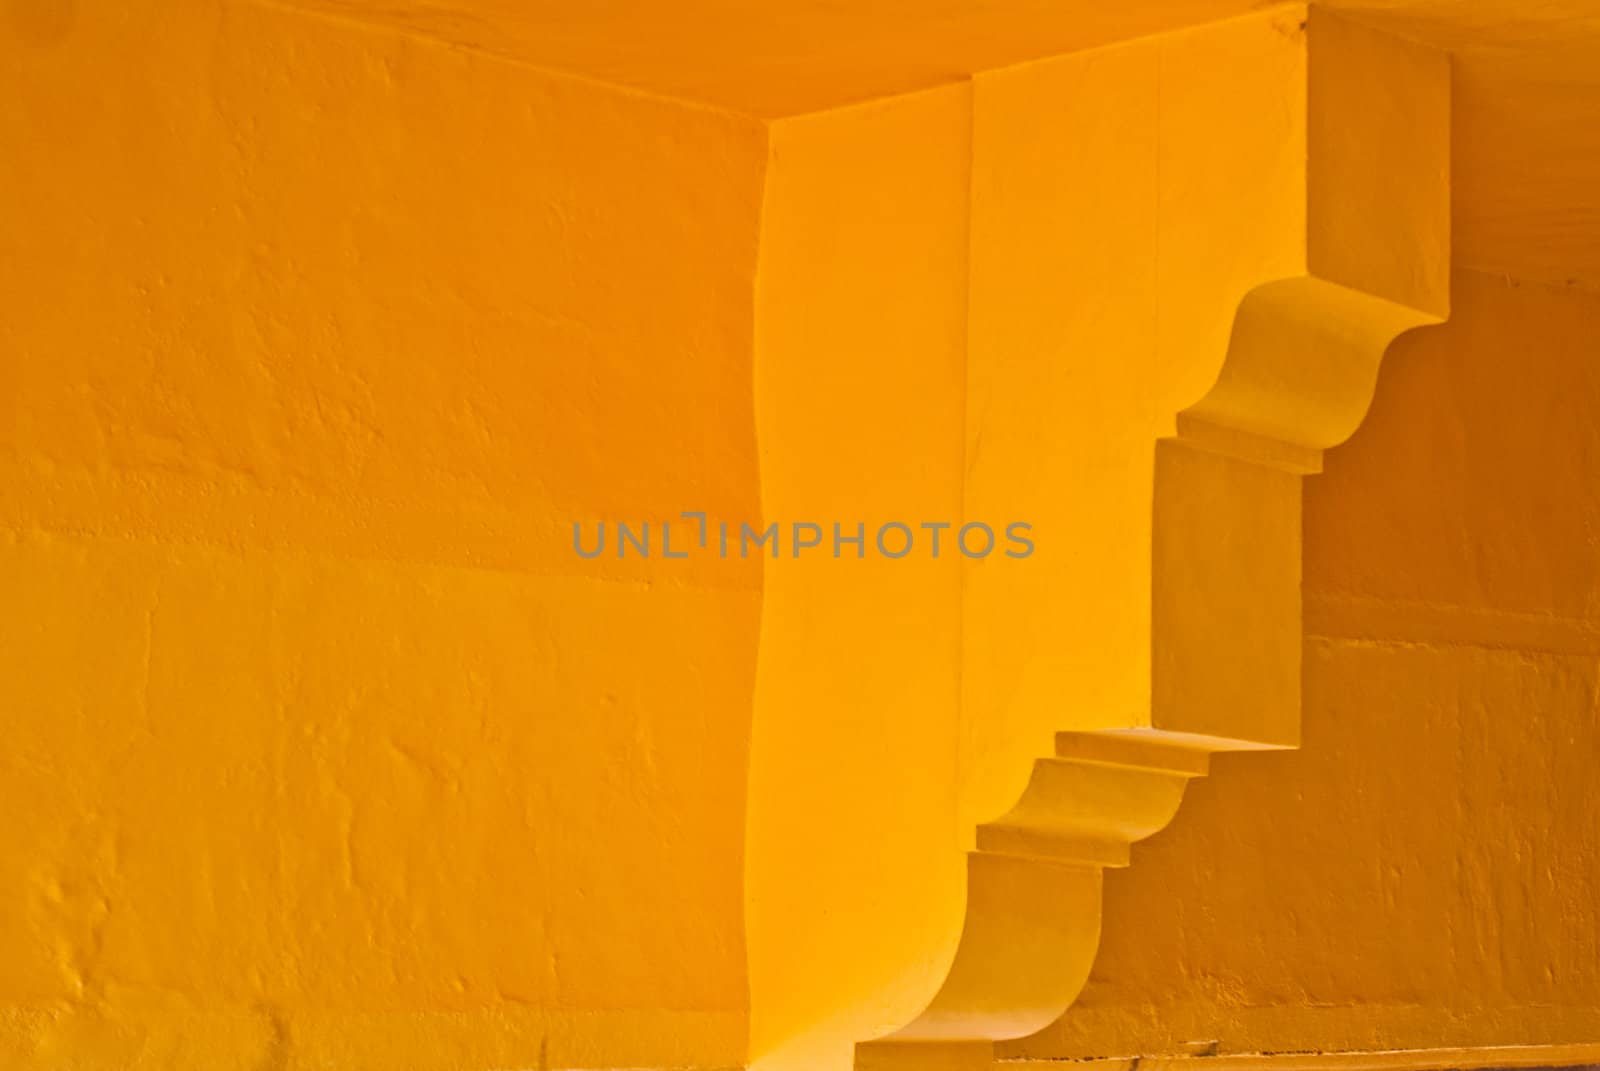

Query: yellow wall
[[756, 11, 1452, 1065], [960, 9, 1312, 834], [2, 3, 766, 1067], [5, 1, 1596, 1068], [1011, 270, 1600, 1058], [743, 85, 970, 1071]]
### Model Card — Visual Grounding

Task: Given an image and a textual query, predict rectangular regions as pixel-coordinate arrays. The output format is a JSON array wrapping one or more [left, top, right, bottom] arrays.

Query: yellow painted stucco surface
[[743, 84, 970, 1071], [4, 0, 1599, 1068], [1010, 270, 1600, 1059], [958, 10, 1311, 837], [3, 2, 766, 1066], [278, 0, 1600, 289]]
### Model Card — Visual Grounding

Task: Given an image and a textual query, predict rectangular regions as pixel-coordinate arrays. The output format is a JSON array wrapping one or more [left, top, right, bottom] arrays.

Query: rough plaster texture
[[2, 2, 765, 1066]]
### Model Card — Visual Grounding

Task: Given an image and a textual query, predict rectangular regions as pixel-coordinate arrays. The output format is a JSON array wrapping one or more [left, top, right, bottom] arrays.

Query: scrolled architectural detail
[[857, 11, 1451, 1068], [866, 732, 1210, 1055]]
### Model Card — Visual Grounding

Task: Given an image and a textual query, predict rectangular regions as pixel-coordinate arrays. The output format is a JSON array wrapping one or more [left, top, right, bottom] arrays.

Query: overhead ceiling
[[287, 0, 1600, 288]]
